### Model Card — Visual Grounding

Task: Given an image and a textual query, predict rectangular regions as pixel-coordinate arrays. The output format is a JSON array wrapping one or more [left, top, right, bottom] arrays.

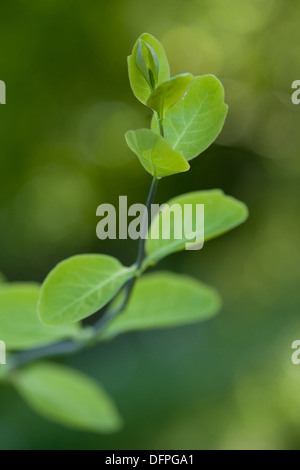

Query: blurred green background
[[1, 0, 300, 450]]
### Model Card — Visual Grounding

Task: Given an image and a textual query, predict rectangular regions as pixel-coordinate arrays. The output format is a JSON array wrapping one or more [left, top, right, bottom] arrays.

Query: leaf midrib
[[171, 90, 211, 150], [44, 266, 134, 321]]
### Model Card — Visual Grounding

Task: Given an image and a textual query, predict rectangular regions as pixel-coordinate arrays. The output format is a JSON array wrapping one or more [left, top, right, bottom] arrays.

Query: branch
[[9, 176, 159, 369]]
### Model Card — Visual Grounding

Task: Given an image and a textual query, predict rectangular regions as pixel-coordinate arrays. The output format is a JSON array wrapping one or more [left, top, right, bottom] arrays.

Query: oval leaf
[[128, 33, 170, 105], [125, 129, 189, 178], [14, 362, 122, 433], [152, 75, 228, 160], [136, 40, 159, 88], [144, 190, 248, 266], [38, 255, 135, 326], [0, 284, 78, 351], [147, 73, 193, 116], [99, 272, 221, 341]]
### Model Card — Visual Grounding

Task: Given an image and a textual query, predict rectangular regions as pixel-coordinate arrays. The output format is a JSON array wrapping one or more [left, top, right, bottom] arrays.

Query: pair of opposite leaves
[[125, 33, 228, 178]]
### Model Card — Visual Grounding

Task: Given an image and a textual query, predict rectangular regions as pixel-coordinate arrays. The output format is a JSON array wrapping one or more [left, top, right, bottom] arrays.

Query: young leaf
[[128, 33, 170, 105], [125, 129, 190, 178], [152, 75, 228, 160], [99, 272, 221, 341], [38, 255, 135, 326], [147, 73, 193, 117], [136, 40, 160, 88], [0, 284, 78, 351], [144, 190, 248, 266], [14, 362, 122, 433]]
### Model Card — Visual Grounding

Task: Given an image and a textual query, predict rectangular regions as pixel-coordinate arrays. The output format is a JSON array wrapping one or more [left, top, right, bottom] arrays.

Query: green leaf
[[0, 284, 78, 351], [147, 73, 193, 117], [136, 40, 160, 88], [144, 190, 248, 266], [100, 272, 221, 341], [38, 255, 135, 326], [152, 75, 228, 160], [14, 362, 122, 433], [125, 129, 189, 178], [128, 33, 170, 105]]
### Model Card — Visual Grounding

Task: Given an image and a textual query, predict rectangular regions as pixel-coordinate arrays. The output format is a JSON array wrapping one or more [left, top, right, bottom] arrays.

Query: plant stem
[[158, 117, 164, 137], [9, 340, 84, 371], [92, 277, 135, 334], [93, 175, 158, 334], [157, 111, 164, 137], [9, 175, 159, 369], [135, 176, 158, 269]]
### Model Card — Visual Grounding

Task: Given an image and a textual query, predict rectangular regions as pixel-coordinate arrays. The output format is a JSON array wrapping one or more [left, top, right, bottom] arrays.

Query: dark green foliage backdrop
[[0, 0, 300, 449]]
